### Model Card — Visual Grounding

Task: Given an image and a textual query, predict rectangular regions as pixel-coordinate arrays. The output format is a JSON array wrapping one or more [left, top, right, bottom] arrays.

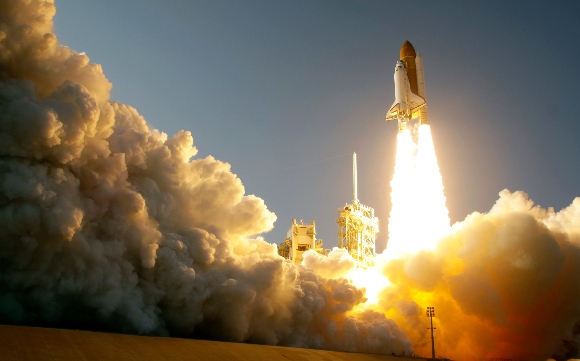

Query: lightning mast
[[353, 152, 358, 202], [337, 153, 378, 268]]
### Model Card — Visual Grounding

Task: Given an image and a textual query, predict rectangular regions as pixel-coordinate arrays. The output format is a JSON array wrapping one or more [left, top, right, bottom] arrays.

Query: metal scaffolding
[[336, 153, 379, 268], [278, 219, 326, 264]]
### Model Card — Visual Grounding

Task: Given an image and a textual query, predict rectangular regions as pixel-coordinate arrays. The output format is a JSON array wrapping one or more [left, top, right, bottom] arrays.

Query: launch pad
[[278, 153, 378, 268]]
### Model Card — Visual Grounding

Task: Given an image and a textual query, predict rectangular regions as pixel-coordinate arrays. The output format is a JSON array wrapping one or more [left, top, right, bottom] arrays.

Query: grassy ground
[[0, 324, 429, 361]]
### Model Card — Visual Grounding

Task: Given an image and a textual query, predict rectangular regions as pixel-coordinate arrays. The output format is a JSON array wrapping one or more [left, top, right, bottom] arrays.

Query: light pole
[[426, 306, 436, 359]]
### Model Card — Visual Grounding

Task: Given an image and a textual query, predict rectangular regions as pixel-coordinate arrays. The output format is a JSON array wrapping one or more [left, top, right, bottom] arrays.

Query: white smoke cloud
[[302, 247, 357, 279], [0, 0, 412, 355]]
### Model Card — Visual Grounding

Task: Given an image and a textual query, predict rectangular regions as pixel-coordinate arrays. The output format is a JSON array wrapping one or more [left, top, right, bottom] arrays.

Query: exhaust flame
[[387, 124, 450, 259], [415, 125, 451, 246]]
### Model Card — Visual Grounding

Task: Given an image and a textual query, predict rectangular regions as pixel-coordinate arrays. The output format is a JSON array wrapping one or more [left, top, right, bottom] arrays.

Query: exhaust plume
[[387, 124, 450, 260], [0, 0, 412, 355]]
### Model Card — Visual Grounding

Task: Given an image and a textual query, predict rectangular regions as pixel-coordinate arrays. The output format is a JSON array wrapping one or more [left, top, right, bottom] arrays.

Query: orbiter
[[386, 40, 428, 132]]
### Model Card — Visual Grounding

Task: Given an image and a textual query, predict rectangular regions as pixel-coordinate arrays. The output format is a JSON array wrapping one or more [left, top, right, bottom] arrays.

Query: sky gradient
[[53, 0, 580, 251]]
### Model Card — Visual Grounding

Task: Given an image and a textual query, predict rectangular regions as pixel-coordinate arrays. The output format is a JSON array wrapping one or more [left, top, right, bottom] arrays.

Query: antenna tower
[[336, 152, 378, 268], [353, 152, 358, 202]]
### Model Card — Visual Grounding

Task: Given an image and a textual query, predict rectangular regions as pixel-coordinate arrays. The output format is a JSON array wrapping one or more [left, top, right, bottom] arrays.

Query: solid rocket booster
[[386, 40, 428, 132]]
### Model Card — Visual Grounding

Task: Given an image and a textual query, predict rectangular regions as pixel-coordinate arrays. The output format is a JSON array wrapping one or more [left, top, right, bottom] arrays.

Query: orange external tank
[[400, 40, 419, 95]]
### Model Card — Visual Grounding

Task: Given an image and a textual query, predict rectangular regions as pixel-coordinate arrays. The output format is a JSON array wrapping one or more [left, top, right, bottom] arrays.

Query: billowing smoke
[[381, 190, 580, 360], [0, 0, 412, 355]]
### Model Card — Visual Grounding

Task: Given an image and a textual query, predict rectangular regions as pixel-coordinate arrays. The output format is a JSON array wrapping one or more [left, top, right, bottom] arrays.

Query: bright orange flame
[[386, 124, 450, 260]]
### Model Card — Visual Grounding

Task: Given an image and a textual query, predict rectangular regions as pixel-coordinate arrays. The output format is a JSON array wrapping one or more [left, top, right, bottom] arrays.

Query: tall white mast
[[353, 152, 358, 202], [338, 151, 378, 268]]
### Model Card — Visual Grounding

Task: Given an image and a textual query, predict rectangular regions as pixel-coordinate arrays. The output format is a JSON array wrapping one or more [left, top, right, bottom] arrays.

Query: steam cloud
[[380, 190, 580, 360], [2, 2, 580, 360], [0, 0, 412, 355]]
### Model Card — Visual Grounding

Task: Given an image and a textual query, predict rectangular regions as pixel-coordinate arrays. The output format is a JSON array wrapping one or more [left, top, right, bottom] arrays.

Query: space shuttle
[[386, 40, 428, 132]]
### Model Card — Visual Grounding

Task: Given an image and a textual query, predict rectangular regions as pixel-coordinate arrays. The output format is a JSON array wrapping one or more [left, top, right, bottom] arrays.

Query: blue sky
[[54, 1, 580, 251]]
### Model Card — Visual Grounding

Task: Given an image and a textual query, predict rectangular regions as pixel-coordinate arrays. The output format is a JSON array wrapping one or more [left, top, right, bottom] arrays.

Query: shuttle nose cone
[[400, 40, 416, 59]]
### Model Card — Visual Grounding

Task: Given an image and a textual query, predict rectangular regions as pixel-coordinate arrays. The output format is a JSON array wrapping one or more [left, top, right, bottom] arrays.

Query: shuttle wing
[[386, 92, 425, 121], [386, 101, 403, 120]]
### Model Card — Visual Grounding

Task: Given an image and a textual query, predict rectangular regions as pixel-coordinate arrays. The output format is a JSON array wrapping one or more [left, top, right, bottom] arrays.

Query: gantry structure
[[278, 219, 326, 264], [336, 153, 379, 268]]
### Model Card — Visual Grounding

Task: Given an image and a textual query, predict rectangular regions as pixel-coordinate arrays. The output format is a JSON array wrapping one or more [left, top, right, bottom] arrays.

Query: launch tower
[[336, 153, 379, 268], [278, 219, 326, 264]]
